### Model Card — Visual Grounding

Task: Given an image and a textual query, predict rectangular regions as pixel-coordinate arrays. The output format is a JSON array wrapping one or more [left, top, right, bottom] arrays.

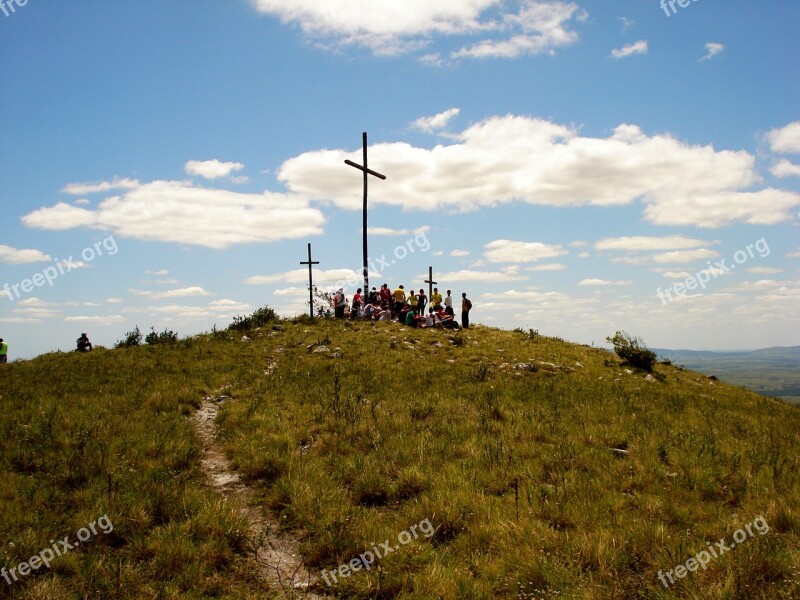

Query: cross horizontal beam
[[344, 159, 387, 180]]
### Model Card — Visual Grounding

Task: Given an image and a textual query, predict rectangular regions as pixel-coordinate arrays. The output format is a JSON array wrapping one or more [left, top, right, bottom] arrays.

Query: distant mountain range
[[652, 346, 800, 405]]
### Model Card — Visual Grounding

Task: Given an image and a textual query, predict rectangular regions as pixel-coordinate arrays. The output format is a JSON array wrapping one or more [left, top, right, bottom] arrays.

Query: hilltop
[[1, 316, 798, 599]]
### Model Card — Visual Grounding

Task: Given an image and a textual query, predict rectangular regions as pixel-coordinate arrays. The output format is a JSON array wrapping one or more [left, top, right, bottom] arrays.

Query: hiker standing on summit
[[0, 338, 7, 363], [461, 293, 472, 329]]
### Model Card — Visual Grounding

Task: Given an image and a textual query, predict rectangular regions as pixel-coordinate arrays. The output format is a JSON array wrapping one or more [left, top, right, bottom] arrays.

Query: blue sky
[[1, 0, 798, 359]]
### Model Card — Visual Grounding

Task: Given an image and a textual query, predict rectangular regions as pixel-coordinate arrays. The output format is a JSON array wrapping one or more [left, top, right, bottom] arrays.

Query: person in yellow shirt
[[0, 338, 7, 364], [430, 287, 443, 309], [392, 285, 406, 318], [409, 291, 418, 312]]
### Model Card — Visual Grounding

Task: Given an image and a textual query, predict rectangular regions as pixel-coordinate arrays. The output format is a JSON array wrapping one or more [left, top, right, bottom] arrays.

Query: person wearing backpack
[[461, 293, 472, 329]]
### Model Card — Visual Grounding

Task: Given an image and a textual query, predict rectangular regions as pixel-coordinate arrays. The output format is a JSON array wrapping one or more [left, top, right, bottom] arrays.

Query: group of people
[[326, 284, 473, 329]]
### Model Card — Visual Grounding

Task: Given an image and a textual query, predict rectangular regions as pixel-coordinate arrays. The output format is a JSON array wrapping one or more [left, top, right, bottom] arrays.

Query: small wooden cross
[[424, 266, 437, 303], [299, 242, 319, 319]]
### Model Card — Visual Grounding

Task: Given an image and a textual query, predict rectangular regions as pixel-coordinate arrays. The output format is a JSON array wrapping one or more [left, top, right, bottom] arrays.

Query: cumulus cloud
[[277, 115, 800, 227], [527, 263, 566, 271], [484, 240, 568, 263], [61, 177, 140, 195], [768, 121, 800, 154], [130, 286, 211, 299], [250, 0, 586, 60], [595, 235, 710, 252], [771, 159, 800, 178], [245, 268, 361, 286], [185, 159, 245, 180], [451, 249, 471, 257], [22, 180, 325, 249], [367, 225, 430, 236], [412, 108, 460, 133], [0, 245, 51, 265], [614, 248, 720, 265], [428, 267, 527, 282], [578, 278, 632, 286], [611, 39, 647, 59], [700, 42, 724, 61]]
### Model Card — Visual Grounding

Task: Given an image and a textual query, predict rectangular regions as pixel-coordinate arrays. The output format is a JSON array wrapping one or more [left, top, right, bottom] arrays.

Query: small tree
[[606, 331, 657, 372], [145, 327, 178, 345], [115, 326, 142, 349]]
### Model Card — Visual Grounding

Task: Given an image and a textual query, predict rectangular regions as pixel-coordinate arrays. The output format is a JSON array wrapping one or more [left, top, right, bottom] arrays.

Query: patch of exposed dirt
[[191, 373, 327, 598]]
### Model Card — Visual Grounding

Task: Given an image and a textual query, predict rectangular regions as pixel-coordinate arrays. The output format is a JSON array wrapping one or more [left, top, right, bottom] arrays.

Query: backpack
[[465, 299, 472, 310]]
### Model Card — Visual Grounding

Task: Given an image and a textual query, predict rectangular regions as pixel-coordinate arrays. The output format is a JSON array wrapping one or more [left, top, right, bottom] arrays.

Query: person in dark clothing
[[77, 333, 93, 352], [461, 293, 472, 329]]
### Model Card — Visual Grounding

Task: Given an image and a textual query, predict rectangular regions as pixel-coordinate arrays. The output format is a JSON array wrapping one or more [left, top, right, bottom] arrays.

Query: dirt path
[[191, 371, 327, 599]]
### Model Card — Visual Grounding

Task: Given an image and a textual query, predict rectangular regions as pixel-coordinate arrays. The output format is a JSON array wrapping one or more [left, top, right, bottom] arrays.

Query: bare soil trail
[[191, 370, 328, 599]]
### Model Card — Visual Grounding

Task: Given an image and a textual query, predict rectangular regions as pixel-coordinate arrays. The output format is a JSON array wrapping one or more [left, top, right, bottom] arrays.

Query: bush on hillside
[[228, 305, 278, 331], [145, 327, 178, 345], [115, 326, 142, 348], [606, 330, 657, 372]]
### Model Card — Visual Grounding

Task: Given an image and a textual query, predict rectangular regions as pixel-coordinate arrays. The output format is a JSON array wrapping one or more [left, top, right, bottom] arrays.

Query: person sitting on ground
[[77, 333, 93, 352], [352, 288, 363, 318], [404, 307, 418, 327], [431, 287, 443, 310], [363, 301, 376, 320], [379, 301, 391, 320]]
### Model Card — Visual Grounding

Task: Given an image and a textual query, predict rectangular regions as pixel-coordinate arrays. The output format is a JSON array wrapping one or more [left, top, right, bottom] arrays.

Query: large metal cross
[[299, 242, 319, 319], [344, 132, 386, 295], [424, 266, 437, 303]]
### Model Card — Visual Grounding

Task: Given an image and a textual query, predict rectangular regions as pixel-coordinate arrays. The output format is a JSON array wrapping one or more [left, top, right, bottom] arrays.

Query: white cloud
[[745, 267, 782, 274], [595, 235, 709, 252], [569, 240, 587, 247], [0, 245, 51, 265], [130, 286, 211, 299], [578, 278, 632, 286], [578, 252, 590, 258], [367, 225, 430, 236], [662, 271, 692, 279], [65, 315, 125, 324], [527, 263, 565, 271], [614, 248, 720, 265], [611, 39, 647, 59], [768, 121, 800, 154], [771, 159, 800, 178], [430, 267, 527, 282], [412, 108, 460, 133], [22, 180, 325, 249], [788, 247, 800, 258], [619, 17, 635, 31], [484, 240, 568, 263], [185, 159, 245, 180], [106, 298, 123, 304], [245, 268, 361, 287], [450, 249, 471, 257], [250, 0, 586, 60], [145, 269, 169, 276], [277, 115, 800, 227], [61, 177, 140, 196], [700, 42, 724, 61]]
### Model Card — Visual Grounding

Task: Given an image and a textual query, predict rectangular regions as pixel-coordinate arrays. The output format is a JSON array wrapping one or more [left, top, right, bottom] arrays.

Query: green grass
[[2, 318, 799, 598]]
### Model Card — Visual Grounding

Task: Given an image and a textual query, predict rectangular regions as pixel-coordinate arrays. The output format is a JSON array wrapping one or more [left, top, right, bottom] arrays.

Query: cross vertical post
[[345, 132, 386, 295], [424, 266, 437, 303], [299, 242, 319, 319]]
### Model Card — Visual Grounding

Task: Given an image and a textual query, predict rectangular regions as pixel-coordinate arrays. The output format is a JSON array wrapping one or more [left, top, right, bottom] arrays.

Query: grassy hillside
[[1, 318, 799, 599]]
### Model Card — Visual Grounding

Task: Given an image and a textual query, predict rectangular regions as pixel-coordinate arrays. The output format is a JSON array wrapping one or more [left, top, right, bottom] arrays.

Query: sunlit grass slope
[[1, 317, 799, 599]]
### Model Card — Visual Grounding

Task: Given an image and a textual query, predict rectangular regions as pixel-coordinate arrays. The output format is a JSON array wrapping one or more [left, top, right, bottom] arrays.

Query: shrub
[[227, 305, 278, 331], [145, 327, 178, 345], [606, 331, 657, 372], [115, 326, 142, 348]]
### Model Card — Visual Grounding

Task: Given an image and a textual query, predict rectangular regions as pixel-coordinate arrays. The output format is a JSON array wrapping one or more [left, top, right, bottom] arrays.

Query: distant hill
[[653, 346, 800, 404]]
